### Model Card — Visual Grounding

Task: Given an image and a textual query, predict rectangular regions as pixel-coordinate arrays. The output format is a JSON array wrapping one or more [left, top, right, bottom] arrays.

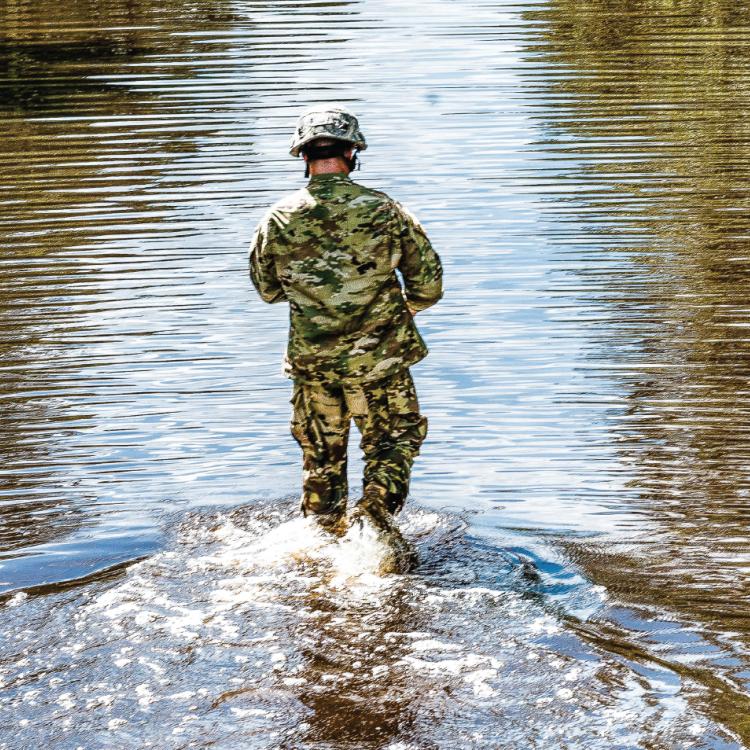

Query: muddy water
[[1, 0, 750, 747]]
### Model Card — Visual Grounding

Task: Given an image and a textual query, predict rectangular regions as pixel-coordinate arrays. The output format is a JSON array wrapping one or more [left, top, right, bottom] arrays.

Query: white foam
[[203, 517, 328, 571], [282, 677, 306, 686], [410, 639, 463, 652], [465, 668, 498, 697], [327, 520, 397, 583], [400, 652, 492, 677], [56, 692, 75, 710], [529, 616, 561, 635], [85, 694, 115, 709], [6, 592, 28, 608], [168, 691, 195, 701], [230, 707, 269, 718], [135, 683, 157, 707]]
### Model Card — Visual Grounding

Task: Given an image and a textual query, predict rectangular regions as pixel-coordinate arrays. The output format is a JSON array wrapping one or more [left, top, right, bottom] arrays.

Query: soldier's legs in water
[[290, 379, 350, 527], [347, 369, 428, 516]]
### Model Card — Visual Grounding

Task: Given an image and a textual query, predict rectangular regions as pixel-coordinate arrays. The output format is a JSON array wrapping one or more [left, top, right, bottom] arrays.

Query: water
[[1, 0, 749, 746]]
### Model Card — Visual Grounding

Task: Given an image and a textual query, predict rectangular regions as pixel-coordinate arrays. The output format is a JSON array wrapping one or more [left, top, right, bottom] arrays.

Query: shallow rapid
[[1, 502, 739, 749]]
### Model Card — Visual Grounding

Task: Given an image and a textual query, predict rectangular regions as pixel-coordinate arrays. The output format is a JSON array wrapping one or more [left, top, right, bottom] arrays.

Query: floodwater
[[1, 0, 749, 747]]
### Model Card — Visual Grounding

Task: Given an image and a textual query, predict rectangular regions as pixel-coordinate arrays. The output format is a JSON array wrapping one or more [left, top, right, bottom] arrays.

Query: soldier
[[249, 105, 443, 548]]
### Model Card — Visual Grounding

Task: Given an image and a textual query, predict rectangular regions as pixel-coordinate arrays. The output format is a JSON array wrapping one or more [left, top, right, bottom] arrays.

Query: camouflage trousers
[[290, 369, 428, 519]]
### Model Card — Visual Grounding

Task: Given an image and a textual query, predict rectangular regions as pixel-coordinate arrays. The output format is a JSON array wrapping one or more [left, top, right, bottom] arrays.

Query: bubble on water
[[135, 683, 157, 707], [410, 639, 463, 652], [6, 592, 28, 608], [56, 693, 75, 710]]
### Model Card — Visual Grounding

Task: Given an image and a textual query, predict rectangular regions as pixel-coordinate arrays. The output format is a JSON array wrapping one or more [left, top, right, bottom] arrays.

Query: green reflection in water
[[0, 0, 238, 551], [527, 0, 750, 739]]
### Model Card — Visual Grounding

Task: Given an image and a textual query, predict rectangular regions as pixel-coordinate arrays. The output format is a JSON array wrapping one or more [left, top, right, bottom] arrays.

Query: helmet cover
[[290, 105, 367, 157]]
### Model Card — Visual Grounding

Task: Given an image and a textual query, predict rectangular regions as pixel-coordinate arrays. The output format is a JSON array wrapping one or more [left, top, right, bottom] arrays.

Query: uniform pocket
[[290, 384, 309, 448], [385, 370, 420, 415], [385, 370, 427, 446]]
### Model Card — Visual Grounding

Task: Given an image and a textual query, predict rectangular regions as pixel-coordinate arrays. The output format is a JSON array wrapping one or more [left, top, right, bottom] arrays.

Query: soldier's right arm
[[249, 214, 287, 304], [394, 201, 443, 313]]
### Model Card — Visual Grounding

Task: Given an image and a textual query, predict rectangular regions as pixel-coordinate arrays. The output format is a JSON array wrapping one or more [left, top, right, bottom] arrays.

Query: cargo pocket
[[290, 383, 312, 451], [385, 370, 420, 415], [385, 370, 428, 448]]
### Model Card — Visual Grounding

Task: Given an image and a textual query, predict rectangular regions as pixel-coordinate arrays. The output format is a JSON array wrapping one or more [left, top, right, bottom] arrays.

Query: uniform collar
[[308, 172, 352, 184]]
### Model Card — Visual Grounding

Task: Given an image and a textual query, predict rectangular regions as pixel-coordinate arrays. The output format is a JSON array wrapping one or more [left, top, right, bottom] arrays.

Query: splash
[[0, 502, 740, 750]]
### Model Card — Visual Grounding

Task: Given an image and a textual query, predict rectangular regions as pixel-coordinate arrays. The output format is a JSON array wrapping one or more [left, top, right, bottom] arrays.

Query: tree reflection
[[293, 583, 423, 748], [526, 0, 750, 704], [0, 0, 237, 556]]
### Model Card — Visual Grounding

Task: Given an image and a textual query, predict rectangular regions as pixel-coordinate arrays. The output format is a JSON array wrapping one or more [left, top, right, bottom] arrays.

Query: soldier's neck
[[308, 158, 351, 177]]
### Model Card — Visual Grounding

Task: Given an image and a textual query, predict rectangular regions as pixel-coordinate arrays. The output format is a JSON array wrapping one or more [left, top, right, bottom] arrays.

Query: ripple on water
[[0, 503, 740, 749], [2, 0, 750, 745]]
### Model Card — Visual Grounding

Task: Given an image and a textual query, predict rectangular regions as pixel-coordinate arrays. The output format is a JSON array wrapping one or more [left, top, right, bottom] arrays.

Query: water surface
[[1, 0, 750, 746]]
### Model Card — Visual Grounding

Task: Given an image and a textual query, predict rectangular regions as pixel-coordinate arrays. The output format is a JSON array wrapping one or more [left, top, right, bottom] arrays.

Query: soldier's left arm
[[394, 201, 443, 313], [249, 214, 287, 304]]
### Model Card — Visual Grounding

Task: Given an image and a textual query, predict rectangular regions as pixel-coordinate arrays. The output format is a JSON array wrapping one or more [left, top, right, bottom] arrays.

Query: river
[[1, 0, 749, 747]]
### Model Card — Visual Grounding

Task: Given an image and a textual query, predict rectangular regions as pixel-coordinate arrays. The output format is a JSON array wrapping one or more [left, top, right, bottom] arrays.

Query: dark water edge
[[2, 0, 750, 745]]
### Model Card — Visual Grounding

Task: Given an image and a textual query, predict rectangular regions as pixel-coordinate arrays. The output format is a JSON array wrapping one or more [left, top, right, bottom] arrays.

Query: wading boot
[[314, 510, 348, 538], [349, 485, 418, 572]]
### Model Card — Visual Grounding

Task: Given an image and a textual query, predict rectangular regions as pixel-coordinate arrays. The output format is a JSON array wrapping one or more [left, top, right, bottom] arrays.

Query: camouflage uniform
[[250, 172, 442, 520]]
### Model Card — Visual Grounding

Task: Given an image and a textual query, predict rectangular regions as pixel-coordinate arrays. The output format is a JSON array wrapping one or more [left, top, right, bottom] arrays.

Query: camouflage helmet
[[290, 105, 367, 158]]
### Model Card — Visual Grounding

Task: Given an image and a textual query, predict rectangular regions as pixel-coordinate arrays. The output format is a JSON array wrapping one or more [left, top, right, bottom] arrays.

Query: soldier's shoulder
[[271, 187, 314, 214], [346, 180, 398, 209], [379, 194, 426, 233], [260, 187, 315, 227], [347, 181, 419, 219]]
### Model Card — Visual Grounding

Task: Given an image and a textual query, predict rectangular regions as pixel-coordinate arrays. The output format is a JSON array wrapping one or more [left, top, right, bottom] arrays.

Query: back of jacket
[[250, 173, 443, 384]]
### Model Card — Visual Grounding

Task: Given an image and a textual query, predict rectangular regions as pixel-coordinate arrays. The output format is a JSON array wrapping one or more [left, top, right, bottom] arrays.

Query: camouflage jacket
[[249, 173, 443, 384]]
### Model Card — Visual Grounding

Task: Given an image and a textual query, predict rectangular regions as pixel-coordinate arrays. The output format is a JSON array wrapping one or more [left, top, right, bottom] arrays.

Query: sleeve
[[249, 213, 287, 304], [394, 201, 443, 312]]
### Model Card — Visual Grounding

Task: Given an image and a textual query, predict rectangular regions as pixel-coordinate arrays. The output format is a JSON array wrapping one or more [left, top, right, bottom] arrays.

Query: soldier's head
[[290, 105, 367, 178]]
